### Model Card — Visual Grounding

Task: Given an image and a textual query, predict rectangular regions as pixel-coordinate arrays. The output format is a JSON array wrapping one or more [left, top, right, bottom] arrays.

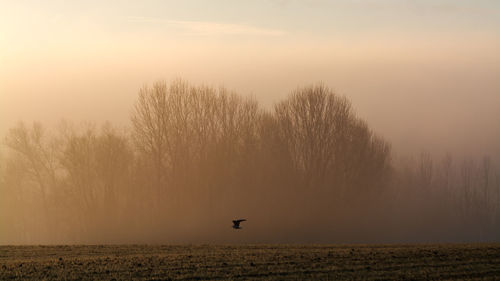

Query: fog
[[1, 80, 499, 244], [1, 1, 499, 244], [2, 42, 499, 159]]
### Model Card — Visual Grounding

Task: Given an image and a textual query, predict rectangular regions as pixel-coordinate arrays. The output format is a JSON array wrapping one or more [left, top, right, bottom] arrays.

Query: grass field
[[1, 244, 499, 280]]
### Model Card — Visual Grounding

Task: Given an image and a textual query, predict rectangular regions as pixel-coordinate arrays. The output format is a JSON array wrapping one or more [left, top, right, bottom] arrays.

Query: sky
[[1, 0, 499, 158]]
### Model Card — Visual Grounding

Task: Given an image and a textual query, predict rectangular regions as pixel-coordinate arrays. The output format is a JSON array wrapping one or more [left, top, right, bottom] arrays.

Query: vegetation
[[1, 244, 499, 280], [0, 80, 499, 244]]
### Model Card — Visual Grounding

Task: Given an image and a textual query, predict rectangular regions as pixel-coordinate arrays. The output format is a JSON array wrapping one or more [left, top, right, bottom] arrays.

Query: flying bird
[[232, 219, 246, 229]]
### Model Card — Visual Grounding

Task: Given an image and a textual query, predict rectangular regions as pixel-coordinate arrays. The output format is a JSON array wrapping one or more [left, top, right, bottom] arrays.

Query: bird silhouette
[[232, 219, 246, 229]]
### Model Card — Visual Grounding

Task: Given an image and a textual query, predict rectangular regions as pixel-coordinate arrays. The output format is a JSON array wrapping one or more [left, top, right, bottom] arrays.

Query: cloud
[[128, 17, 286, 36]]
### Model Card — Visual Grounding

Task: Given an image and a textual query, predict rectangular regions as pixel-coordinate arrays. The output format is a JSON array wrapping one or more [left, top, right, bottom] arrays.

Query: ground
[[1, 244, 499, 280]]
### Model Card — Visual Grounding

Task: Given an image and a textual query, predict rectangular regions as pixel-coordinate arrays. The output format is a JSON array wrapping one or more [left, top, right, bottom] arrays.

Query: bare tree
[[418, 152, 433, 193], [273, 83, 391, 198], [4, 122, 59, 215], [94, 123, 134, 209], [131, 81, 171, 205], [131, 80, 261, 222], [274, 84, 353, 189], [4, 79, 498, 244]]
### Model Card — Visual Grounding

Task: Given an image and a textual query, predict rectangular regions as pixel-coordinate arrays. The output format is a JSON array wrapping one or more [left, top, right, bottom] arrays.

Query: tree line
[[0, 80, 498, 243]]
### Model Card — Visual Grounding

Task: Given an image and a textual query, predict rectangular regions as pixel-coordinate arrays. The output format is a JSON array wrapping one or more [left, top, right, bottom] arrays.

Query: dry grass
[[1, 244, 499, 280]]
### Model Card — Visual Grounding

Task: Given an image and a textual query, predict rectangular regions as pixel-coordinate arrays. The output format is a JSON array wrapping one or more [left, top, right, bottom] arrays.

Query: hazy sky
[[1, 0, 499, 157]]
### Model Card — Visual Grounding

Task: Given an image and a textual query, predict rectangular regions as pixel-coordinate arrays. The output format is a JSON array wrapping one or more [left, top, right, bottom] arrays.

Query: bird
[[232, 219, 246, 229]]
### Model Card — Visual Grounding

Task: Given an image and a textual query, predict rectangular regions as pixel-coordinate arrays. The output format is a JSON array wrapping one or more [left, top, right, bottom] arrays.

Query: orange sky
[[1, 0, 499, 158]]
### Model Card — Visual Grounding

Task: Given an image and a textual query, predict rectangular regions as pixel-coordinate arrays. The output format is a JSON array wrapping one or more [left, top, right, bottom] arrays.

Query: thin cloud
[[128, 17, 286, 36]]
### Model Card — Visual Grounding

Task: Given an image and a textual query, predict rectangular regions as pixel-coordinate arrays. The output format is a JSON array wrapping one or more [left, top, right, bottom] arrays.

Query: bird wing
[[233, 219, 246, 226]]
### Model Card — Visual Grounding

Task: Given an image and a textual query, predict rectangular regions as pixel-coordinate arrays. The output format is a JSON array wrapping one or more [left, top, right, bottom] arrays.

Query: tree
[[273, 84, 391, 196], [131, 81, 171, 205], [4, 122, 59, 215], [274, 84, 351, 188], [131, 80, 261, 224]]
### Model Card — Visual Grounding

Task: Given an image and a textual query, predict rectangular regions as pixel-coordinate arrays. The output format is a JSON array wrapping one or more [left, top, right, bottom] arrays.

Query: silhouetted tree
[[1, 80, 498, 244], [4, 122, 58, 216], [273, 84, 391, 198]]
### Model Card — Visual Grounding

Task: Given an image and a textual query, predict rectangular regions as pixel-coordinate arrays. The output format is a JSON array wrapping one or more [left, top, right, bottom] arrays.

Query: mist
[[1, 80, 499, 244], [1, 1, 499, 244], [2, 1, 500, 159]]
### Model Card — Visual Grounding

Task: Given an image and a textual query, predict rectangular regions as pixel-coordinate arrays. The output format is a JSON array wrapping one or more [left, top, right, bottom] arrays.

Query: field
[[1, 244, 499, 280]]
